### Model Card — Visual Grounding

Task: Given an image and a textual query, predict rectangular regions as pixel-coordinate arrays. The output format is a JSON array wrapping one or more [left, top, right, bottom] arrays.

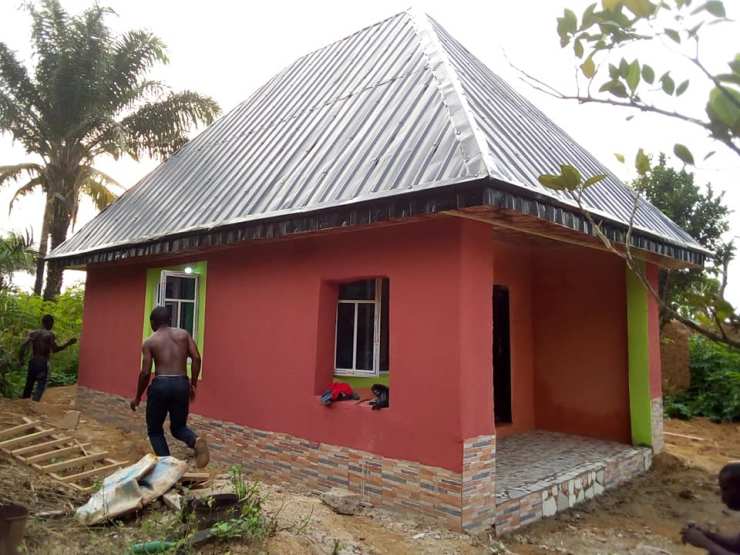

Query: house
[[48, 10, 707, 534]]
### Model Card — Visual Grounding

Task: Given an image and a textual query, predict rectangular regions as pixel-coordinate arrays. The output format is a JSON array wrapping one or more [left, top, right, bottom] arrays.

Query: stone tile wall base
[[76, 386, 486, 531], [651, 397, 665, 454], [494, 447, 652, 535]]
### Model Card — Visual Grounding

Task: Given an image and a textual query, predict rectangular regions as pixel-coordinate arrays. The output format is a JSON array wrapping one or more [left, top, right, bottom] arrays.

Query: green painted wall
[[142, 261, 208, 376], [626, 261, 652, 447], [334, 374, 389, 390]]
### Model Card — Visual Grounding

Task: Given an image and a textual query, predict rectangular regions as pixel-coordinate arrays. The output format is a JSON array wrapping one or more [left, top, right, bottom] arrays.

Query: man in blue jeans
[[19, 314, 77, 401], [130, 306, 209, 467]]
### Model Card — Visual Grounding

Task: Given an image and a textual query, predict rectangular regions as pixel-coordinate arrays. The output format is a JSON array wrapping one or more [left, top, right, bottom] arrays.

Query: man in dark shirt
[[19, 314, 76, 401], [130, 306, 209, 467]]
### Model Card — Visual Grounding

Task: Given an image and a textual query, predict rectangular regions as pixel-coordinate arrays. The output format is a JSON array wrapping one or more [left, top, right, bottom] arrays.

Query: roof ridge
[[405, 7, 495, 181]]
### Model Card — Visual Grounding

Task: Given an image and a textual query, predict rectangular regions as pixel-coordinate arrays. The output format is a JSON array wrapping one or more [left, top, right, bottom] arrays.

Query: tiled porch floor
[[496, 431, 643, 501]]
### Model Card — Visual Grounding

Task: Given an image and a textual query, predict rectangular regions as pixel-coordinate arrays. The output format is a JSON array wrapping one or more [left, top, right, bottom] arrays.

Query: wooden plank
[[0, 429, 54, 449], [25, 444, 90, 464], [40, 452, 106, 473], [58, 460, 126, 483], [12, 437, 72, 457], [180, 472, 210, 484], [0, 422, 39, 440], [664, 431, 705, 442]]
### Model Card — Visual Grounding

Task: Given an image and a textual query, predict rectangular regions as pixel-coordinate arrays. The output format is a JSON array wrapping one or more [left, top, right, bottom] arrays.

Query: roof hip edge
[[405, 7, 494, 180]]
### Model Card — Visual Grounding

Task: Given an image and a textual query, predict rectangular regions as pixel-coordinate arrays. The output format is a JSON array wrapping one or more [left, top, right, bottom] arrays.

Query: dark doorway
[[493, 285, 512, 424]]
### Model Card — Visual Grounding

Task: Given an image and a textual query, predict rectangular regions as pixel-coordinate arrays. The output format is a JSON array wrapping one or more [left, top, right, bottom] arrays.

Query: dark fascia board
[[48, 177, 707, 269]]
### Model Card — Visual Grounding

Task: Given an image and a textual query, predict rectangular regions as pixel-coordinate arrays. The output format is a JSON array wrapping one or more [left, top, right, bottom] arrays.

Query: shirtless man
[[19, 314, 76, 401], [130, 306, 209, 467]]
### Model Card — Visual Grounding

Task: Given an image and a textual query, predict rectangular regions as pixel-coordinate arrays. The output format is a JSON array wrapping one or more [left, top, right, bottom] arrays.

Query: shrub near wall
[[664, 335, 740, 422], [0, 286, 84, 397]]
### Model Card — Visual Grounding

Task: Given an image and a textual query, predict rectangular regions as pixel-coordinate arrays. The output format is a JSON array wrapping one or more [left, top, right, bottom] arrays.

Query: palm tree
[[0, 0, 220, 299], [0, 230, 36, 290]]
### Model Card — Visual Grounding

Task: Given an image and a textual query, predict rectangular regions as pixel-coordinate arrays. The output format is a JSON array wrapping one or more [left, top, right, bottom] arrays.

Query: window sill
[[313, 395, 386, 412]]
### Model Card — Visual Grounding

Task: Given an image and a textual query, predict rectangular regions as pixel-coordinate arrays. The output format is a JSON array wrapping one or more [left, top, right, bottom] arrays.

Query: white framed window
[[156, 270, 199, 337], [335, 278, 389, 377]]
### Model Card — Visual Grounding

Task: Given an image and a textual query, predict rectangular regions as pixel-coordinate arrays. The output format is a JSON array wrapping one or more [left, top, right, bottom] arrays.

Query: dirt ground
[[1, 386, 738, 554]]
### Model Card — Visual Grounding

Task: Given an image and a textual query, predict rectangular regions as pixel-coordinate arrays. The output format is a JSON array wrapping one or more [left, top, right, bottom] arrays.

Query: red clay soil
[[0, 385, 737, 554]]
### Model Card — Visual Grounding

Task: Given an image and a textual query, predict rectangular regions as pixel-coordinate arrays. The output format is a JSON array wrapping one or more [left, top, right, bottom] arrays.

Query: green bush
[[0, 287, 84, 397], [664, 335, 740, 422]]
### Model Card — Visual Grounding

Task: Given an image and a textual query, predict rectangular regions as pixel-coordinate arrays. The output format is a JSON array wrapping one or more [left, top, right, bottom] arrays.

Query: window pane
[[164, 302, 178, 328], [180, 302, 195, 336], [380, 279, 389, 372], [165, 276, 196, 300], [335, 303, 355, 369], [356, 303, 375, 371], [338, 279, 375, 301]]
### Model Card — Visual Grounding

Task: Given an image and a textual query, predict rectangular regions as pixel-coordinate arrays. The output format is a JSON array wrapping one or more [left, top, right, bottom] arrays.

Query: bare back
[[145, 327, 192, 376]]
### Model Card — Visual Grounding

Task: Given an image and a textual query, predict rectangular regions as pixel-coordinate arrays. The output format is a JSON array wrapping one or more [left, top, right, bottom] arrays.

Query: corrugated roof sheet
[[49, 9, 705, 262]]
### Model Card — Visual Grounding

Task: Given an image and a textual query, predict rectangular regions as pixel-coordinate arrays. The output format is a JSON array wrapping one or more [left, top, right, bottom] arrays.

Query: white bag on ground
[[76, 454, 188, 525]]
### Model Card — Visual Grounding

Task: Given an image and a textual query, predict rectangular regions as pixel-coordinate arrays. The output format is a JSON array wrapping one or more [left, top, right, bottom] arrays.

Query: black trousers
[[22, 358, 49, 401], [145, 375, 197, 456]]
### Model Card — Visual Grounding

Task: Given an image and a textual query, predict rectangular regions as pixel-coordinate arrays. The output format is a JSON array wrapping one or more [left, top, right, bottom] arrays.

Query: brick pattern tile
[[462, 434, 496, 533], [651, 397, 665, 453], [77, 387, 464, 529]]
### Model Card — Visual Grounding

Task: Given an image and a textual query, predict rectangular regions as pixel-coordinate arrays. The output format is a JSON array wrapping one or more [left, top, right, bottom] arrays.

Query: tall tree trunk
[[42, 201, 72, 300], [32, 196, 53, 296]]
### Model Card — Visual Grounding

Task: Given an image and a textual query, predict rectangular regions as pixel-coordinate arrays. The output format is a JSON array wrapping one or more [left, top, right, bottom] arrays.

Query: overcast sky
[[1, 0, 738, 305]]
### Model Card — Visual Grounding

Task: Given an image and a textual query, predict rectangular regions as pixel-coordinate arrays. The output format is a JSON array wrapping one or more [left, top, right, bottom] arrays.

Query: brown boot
[[194, 436, 209, 468]]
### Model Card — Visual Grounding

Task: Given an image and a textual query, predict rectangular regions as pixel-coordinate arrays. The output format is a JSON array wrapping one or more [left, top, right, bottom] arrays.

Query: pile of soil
[[0, 385, 737, 554]]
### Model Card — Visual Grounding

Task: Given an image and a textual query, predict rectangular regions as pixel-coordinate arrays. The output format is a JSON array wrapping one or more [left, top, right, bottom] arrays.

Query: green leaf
[[676, 79, 689, 95], [581, 57, 597, 78], [665, 28, 681, 43], [609, 64, 621, 79], [599, 79, 629, 98], [625, 0, 657, 16], [715, 73, 740, 86], [581, 3, 599, 29], [538, 174, 566, 190], [703, 150, 716, 161], [619, 58, 629, 77], [641, 64, 655, 84], [557, 8, 579, 44], [583, 174, 608, 187], [729, 54, 740, 75], [614, 153, 626, 163], [673, 143, 695, 165], [695, 0, 726, 17], [602, 0, 624, 10], [626, 60, 641, 92], [574, 39, 584, 58], [706, 86, 740, 133], [635, 148, 651, 174], [560, 164, 583, 189], [661, 73, 675, 94]]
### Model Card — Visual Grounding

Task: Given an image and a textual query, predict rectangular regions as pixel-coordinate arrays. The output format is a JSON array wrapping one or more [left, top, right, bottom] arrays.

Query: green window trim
[[143, 261, 208, 375]]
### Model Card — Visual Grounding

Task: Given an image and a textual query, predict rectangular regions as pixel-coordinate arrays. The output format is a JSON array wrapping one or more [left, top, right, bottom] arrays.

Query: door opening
[[493, 285, 512, 424]]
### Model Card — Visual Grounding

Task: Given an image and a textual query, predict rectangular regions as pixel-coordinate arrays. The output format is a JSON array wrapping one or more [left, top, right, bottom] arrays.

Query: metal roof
[[49, 9, 706, 263]]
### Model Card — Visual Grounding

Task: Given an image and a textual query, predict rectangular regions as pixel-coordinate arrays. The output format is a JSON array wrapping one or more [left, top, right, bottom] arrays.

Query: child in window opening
[[681, 463, 740, 554], [130, 306, 209, 468]]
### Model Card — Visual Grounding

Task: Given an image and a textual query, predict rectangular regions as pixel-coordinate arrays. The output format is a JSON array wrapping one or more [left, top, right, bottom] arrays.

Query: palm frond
[[85, 166, 123, 190], [0, 163, 44, 188], [121, 91, 221, 159], [8, 177, 45, 214], [80, 177, 118, 211], [0, 230, 36, 284]]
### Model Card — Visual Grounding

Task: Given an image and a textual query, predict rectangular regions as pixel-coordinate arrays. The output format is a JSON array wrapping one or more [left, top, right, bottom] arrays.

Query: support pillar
[[625, 261, 664, 452]]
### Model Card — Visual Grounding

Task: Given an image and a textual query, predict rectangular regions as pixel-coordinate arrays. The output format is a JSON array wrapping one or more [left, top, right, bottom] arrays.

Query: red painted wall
[[647, 263, 663, 399], [491, 239, 535, 439], [78, 218, 494, 472], [531, 246, 631, 444]]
